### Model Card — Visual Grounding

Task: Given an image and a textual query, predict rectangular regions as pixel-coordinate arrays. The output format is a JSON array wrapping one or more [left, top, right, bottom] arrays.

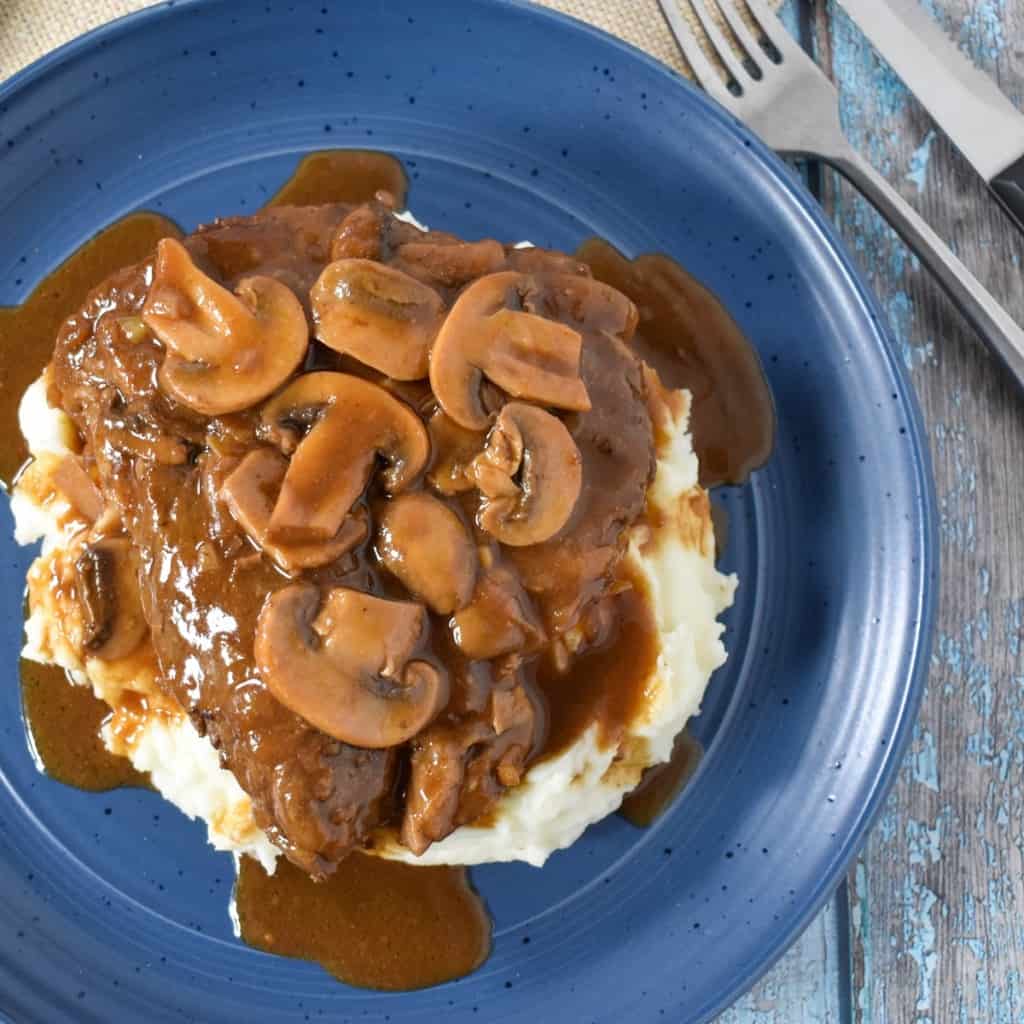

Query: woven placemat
[[0, 0, 780, 82]]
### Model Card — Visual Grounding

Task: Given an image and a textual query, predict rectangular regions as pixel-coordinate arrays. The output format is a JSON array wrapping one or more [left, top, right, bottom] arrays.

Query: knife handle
[[991, 155, 1024, 234], [826, 146, 1024, 390]]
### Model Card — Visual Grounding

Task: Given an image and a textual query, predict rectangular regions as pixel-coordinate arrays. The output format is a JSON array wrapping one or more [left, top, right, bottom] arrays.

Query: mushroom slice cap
[[74, 536, 148, 660], [470, 402, 583, 546], [260, 372, 430, 544], [377, 492, 478, 614], [451, 566, 546, 659], [219, 448, 368, 572], [311, 258, 443, 380], [254, 584, 447, 749], [142, 237, 308, 415], [429, 271, 590, 430]]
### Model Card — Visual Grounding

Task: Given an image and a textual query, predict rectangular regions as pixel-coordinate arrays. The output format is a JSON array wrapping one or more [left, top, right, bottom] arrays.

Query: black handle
[[991, 154, 1024, 234]]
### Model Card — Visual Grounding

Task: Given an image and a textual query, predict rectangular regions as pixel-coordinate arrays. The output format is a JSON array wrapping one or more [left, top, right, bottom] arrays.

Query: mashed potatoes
[[14, 369, 734, 870]]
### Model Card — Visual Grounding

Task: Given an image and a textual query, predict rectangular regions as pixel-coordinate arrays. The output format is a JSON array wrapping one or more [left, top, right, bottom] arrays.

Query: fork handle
[[826, 146, 1024, 387]]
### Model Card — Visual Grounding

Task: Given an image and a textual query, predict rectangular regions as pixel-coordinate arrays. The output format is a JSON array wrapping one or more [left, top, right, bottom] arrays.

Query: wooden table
[[3, 1, 1022, 1020], [720, 1, 1024, 1020]]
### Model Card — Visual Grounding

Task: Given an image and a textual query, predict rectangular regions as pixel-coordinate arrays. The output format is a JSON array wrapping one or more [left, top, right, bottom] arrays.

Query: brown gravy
[[3, 149, 771, 991], [576, 238, 775, 488], [536, 568, 659, 758], [266, 150, 407, 208], [619, 731, 703, 828], [235, 853, 490, 990], [19, 659, 148, 791], [0, 213, 183, 490]]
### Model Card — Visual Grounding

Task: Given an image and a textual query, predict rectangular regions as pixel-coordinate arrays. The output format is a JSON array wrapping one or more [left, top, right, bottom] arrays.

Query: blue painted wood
[[817, 1, 1024, 1022], [721, 888, 847, 1023]]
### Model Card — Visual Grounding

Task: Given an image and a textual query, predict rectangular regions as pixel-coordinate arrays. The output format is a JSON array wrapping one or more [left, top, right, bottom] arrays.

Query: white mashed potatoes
[[12, 231, 735, 872]]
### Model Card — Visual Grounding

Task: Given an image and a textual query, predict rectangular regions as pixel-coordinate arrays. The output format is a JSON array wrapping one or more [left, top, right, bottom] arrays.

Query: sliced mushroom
[[310, 259, 444, 380], [260, 372, 429, 544], [254, 584, 447, 748], [141, 237, 308, 415], [74, 537, 148, 660], [376, 493, 478, 614], [470, 402, 582, 546], [393, 239, 506, 287], [220, 448, 368, 572], [428, 271, 591, 430], [425, 409, 486, 496], [451, 566, 545, 659]]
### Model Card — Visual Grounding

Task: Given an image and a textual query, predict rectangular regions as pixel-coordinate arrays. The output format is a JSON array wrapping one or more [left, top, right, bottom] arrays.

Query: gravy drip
[[535, 567, 659, 758], [234, 853, 490, 990], [619, 731, 703, 828], [267, 150, 408, 208], [19, 659, 148, 791], [576, 238, 774, 488]]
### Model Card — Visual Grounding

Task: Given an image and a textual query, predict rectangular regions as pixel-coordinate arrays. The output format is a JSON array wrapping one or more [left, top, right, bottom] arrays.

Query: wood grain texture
[[812, 1, 1024, 1021], [720, 891, 847, 1022]]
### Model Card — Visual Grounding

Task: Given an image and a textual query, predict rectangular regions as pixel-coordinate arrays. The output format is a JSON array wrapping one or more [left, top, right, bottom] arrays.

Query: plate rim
[[0, 1, 939, 1019]]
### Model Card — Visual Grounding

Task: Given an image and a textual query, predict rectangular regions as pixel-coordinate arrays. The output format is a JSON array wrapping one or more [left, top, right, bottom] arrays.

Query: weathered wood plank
[[816, 0, 1024, 1021], [720, 889, 847, 1023]]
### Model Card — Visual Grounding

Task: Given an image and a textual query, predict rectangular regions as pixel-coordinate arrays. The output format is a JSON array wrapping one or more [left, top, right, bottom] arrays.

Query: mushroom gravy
[[267, 149, 408, 209], [235, 853, 489, 991], [576, 238, 775, 489], [44, 203, 667, 877], [19, 658, 148, 791], [619, 731, 704, 828], [5, 149, 772, 991]]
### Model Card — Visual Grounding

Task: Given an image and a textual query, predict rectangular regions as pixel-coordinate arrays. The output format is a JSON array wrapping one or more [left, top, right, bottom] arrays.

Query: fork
[[659, 0, 1024, 389]]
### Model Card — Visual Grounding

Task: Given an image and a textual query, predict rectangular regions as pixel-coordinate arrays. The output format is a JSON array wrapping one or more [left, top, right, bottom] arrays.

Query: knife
[[836, 0, 1024, 233]]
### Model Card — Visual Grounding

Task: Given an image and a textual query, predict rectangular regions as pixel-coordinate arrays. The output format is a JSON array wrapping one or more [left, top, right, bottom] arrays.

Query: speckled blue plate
[[0, 1, 936, 1021]]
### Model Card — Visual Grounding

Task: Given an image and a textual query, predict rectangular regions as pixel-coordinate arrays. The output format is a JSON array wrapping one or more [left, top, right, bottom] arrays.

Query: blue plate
[[0, 2, 936, 1021]]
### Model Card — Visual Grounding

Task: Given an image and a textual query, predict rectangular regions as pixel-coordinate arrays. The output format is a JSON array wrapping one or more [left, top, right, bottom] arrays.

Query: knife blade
[[836, 0, 1024, 232]]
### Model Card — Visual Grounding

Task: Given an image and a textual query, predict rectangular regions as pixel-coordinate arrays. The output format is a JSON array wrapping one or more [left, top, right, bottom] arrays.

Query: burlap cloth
[[0, 0, 780, 83]]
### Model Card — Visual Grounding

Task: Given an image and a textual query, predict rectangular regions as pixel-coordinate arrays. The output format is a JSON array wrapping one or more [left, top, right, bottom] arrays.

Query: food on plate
[[6, 150, 772, 988]]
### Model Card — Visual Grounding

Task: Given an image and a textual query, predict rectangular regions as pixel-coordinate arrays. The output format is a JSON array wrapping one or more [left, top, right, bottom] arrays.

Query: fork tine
[[714, 0, 770, 71], [689, 0, 750, 86], [657, 0, 735, 107], [741, 0, 804, 60]]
